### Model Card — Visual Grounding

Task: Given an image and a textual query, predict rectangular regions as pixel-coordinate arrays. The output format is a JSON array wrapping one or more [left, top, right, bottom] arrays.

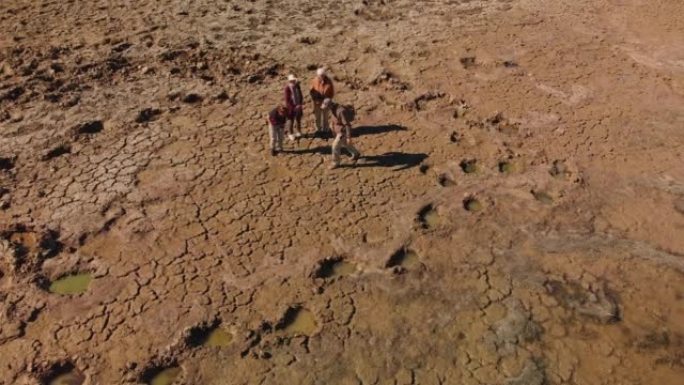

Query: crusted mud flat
[[1, 0, 684, 384]]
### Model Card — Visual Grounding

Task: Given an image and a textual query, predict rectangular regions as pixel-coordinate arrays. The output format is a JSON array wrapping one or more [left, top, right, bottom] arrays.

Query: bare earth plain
[[1, 0, 683, 384]]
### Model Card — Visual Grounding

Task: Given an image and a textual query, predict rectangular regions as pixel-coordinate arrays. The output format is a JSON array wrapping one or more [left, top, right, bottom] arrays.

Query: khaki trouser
[[313, 101, 330, 131], [269, 123, 284, 151], [332, 133, 360, 165]]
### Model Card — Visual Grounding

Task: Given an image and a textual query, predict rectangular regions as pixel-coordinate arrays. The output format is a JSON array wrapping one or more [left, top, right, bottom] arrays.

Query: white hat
[[287, 74, 298, 81], [316, 67, 326, 76]]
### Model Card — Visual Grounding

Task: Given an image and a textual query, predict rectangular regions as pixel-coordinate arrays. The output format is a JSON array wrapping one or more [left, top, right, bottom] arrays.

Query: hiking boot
[[287, 134, 296, 141], [351, 153, 360, 164], [328, 163, 339, 170]]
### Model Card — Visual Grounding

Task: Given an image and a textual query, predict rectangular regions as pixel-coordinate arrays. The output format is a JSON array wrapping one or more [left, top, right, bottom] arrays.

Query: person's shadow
[[353, 124, 407, 137], [345, 152, 428, 171], [287, 145, 330, 155]]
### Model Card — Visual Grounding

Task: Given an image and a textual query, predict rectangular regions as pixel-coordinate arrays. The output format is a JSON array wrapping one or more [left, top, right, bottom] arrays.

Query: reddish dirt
[[1, 0, 683, 384]]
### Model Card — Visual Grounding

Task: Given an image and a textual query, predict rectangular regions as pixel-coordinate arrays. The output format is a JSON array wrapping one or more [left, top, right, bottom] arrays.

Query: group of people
[[267, 67, 361, 169]]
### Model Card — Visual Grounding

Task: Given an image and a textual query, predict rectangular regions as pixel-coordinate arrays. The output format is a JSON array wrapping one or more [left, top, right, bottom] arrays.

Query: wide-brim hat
[[287, 74, 298, 81]]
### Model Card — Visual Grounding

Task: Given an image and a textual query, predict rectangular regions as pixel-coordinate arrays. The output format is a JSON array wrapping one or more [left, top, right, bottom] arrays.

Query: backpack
[[340, 104, 356, 123]]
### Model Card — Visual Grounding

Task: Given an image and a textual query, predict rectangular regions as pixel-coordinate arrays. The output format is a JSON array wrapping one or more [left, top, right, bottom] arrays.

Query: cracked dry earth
[[1, 0, 684, 384]]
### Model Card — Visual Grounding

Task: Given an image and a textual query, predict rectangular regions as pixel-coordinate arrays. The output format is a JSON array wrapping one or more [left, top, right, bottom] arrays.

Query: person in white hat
[[309, 67, 335, 136], [284, 74, 304, 140]]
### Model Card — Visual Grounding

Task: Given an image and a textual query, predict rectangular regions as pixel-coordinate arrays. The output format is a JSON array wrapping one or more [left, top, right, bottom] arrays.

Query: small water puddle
[[203, 327, 233, 348], [49, 273, 92, 295], [149, 367, 181, 385], [280, 307, 317, 336]]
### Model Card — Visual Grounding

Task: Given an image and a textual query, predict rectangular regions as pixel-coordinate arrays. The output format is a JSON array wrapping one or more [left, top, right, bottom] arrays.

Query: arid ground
[[1, 0, 683, 384]]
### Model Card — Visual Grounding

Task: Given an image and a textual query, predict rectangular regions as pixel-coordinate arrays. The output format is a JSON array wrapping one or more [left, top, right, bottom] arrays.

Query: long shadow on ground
[[287, 145, 330, 155], [343, 152, 428, 171], [353, 125, 407, 137]]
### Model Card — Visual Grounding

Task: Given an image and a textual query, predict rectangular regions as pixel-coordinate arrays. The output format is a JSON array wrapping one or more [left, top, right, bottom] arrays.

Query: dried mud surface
[[1, 0, 684, 384]]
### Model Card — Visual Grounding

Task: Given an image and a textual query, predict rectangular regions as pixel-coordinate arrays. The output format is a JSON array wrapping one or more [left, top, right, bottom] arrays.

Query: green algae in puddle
[[49, 372, 84, 385], [281, 308, 317, 336], [49, 273, 92, 295], [318, 259, 357, 278], [387, 249, 421, 268], [498, 161, 514, 173], [149, 367, 181, 385], [204, 328, 233, 347], [464, 197, 483, 212]]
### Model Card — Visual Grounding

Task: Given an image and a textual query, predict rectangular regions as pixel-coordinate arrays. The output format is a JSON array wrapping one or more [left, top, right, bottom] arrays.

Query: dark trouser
[[287, 114, 302, 135], [312, 100, 329, 132]]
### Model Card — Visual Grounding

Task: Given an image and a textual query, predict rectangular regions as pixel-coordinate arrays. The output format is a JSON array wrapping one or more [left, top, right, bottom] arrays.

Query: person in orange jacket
[[309, 67, 334, 136]]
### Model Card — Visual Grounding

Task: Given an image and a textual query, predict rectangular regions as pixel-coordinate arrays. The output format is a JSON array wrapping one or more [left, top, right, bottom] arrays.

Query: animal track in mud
[[549, 160, 569, 179], [39, 361, 84, 385], [486, 112, 519, 134], [460, 159, 478, 174], [452, 99, 470, 119], [545, 280, 621, 324], [42, 144, 71, 161], [48, 272, 92, 295], [0, 156, 15, 170], [417, 204, 439, 229], [297, 36, 319, 45], [437, 173, 456, 187], [460, 56, 477, 69], [498, 160, 513, 173], [277, 306, 317, 336], [449, 131, 461, 143], [2, 226, 63, 271], [315, 258, 357, 279], [386, 248, 421, 269], [186, 322, 233, 348], [73, 120, 103, 135], [181, 93, 203, 104], [404, 90, 445, 111], [419, 164, 430, 174], [142, 365, 182, 385], [463, 196, 483, 212], [135, 108, 162, 123], [500, 60, 519, 68], [532, 190, 553, 204]]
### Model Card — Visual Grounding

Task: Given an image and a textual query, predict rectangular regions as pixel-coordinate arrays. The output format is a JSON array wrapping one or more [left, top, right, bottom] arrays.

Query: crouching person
[[267, 105, 288, 156], [323, 98, 360, 169]]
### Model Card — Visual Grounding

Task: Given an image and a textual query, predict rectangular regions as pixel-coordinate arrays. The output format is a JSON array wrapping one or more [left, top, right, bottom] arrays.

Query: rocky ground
[[1, 0, 683, 384]]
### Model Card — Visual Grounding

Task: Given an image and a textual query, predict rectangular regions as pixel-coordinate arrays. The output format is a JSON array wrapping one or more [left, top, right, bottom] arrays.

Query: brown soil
[[1, 0, 683, 384]]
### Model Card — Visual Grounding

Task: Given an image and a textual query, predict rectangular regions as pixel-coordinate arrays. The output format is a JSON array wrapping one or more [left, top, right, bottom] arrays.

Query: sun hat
[[287, 74, 298, 81], [316, 67, 326, 76]]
